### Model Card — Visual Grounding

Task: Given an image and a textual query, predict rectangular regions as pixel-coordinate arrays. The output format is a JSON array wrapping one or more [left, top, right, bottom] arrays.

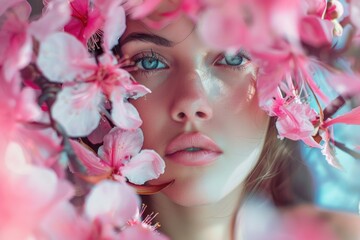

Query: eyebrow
[[120, 32, 174, 47]]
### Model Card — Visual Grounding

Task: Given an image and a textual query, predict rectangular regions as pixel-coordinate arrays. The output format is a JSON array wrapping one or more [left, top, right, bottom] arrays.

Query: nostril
[[196, 111, 207, 118], [177, 112, 186, 119]]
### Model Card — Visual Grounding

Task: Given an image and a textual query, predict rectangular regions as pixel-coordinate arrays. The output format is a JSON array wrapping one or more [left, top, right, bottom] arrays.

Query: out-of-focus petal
[[197, 6, 246, 50], [299, 16, 333, 47], [84, 180, 140, 227], [0, 1, 33, 81], [37, 32, 95, 83], [0, 0, 24, 16], [51, 84, 103, 137], [101, 1, 126, 51], [351, 0, 360, 29], [15, 87, 43, 122], [98, 127, 143, 167], [126, 0, 163, 19], [29, 0, 71, 41], [38, 201, 91, 240], [324, 106, 360, 127], [119, 223, 169, 240], [70, 140, 111, 175], [122, 149, 165, 185], [87, 116, 112, 144]]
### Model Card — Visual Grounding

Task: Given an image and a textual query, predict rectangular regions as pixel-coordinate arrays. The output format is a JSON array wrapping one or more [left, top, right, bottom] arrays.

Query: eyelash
[[213, 51, 251, 70], [127, 50, 168, 76], [125, 50, 251, 75]]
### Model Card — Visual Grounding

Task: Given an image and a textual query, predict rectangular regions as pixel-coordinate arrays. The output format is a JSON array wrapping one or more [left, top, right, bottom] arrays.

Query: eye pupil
[[141, 57, 159, 70], [224, 54, 243, 66]]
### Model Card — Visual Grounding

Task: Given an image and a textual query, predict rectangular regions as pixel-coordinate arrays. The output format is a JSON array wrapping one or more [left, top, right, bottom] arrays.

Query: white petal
[[122, 150, 165, 185], [51, 84, 103, 137], [85, 180, 140, 227], [37, 32, 95, 82]]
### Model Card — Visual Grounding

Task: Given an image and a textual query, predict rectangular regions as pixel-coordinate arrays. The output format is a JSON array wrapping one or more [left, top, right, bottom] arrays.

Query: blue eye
[[135, 56, 167, 70], [216, 52, 249, 66]]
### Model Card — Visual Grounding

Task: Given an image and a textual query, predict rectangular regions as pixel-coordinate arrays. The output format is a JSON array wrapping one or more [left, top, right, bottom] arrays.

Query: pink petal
[[70, 140, 111, 175], [38, 201, 91, 240], [37, 32, 95, 83], [351, 0, 360, 29], [304, 0, 327, 16], [320, 129, 342, 168], [101, 1, 126, 51], [29, 0, 71, 41], [299, 16, 333, 47], [15, 87, 43, 122], [197, 6, 246, 50], [0, 0, 24, 16], [327, 72, 360, 96], [0, 1, 33, 81], [122, 149, 165, 185], [119, 223, 169, 240], [87, 116, 112, 144], [84, 180, 140, 227], [98, 127, 143, 168], [51, 84, 103, 137], [126, 0, 163, 19], [111, 89, 143, 130], [323, 106, 360, 127], [302, 137, 322, 148]]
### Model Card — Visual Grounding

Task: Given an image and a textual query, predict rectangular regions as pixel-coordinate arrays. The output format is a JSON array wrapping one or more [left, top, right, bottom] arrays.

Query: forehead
[[122, 16, 197, 45]]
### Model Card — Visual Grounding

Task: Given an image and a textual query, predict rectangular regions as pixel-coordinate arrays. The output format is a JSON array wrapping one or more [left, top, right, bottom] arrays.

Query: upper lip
[[165, 132, 223, 156]]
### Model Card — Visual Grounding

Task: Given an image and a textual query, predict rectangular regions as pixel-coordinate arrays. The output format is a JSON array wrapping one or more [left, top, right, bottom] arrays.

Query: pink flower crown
[[0, 0, 359, 238]]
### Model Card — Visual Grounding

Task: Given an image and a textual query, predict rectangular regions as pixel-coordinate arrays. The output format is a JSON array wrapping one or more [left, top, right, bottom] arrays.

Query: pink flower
[[84, 180, 140, 238], [0, 148, 74, 240], [64, 0, 126, 51], [275, 100, 318, 141], [37, 32, 150, 136], [71, 127, 165, 185], [0, 77, 61, 167], [0, 0, 70, 81]]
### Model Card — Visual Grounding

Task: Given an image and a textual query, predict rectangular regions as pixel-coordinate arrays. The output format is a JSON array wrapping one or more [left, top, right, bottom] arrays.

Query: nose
[[170, 71, 213, 123]]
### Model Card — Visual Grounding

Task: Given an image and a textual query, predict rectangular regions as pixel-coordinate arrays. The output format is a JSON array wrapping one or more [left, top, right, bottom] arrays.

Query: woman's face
[[120, 16, 269, 206]]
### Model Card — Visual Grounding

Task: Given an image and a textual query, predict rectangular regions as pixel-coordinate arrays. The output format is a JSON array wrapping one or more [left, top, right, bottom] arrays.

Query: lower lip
[[165, 150, 222, 166]]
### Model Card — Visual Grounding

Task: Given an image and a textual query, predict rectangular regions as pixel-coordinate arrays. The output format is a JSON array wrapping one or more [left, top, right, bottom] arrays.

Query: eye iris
[[141, 57, 159, 70], [225, 54, 243, 66]]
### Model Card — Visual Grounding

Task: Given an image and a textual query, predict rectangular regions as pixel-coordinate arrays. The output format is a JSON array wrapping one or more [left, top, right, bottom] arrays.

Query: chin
[[155, 174, 242, 207]]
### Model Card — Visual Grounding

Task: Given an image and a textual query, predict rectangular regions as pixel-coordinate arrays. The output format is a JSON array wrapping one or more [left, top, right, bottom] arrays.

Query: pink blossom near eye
[[64, 0, 103, 47], [124, 0, 163, 19], [37, 32, 150, 136], [36, 32, 95, 83], [70, 127, 165, 185]]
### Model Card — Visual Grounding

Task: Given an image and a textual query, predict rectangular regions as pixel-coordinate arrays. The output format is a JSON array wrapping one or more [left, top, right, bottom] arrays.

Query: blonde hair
[[243, 117, 314, 206]]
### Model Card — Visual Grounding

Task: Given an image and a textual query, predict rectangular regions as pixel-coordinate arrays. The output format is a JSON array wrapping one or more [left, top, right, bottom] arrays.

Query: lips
[[165, 132, 223, 166]]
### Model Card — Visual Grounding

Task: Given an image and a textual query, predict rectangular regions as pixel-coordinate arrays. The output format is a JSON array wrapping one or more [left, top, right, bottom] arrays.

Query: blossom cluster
[[0, 0, 359, 239]]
